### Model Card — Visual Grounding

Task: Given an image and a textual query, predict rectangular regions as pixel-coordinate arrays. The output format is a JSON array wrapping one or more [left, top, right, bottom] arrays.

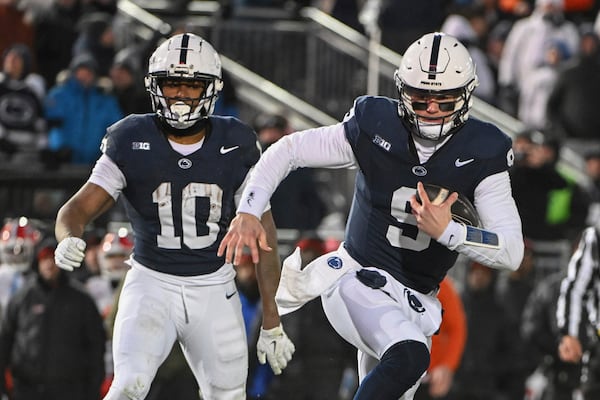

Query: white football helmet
[[98, 229, 133, 282], [395, 32, 479, 141], [0, 216, 41, 271], [145, 33, 224, 132]]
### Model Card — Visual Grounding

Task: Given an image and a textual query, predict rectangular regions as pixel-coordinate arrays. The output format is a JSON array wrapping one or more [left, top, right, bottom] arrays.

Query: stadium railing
[[0, 1, 586, 235]]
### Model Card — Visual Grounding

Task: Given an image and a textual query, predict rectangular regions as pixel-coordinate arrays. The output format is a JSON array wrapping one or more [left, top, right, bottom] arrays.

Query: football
[[416, 183, 481, 227]]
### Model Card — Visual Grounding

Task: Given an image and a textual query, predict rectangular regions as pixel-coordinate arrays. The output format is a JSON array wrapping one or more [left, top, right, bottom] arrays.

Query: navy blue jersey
[[102, 114, 260, 275], [343, 96, 512, 293]]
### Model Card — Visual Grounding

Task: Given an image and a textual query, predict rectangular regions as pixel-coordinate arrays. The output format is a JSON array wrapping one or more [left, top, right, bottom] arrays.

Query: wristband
[[464, 226, 500, 249], [437, 220, 465, 251], [237, 186, 271, 219]]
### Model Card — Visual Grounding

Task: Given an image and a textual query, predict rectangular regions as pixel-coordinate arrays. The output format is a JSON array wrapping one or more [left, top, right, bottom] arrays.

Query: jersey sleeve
[[342, 95, 389, 148], [236, 123, 355, 218], [88, 154, 126, 200], [89, 117, 134, 199], [99, 114, 133, 168], [230, 119, 261, 170], [469, 121, 515, 189]]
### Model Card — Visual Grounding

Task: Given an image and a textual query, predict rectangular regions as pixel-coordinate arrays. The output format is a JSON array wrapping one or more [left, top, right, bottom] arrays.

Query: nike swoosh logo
[[225, 291, 237, 299], [271, 340, 277, 353], [455, 158, 475, 167], [220, 145, 239, 154]]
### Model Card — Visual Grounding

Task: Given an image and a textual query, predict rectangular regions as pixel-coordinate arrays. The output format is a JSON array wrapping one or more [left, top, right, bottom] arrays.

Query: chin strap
[[156, 116, 209, 137]]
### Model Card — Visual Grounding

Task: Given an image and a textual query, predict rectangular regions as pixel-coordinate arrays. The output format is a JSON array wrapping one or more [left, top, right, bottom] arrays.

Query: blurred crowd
[[0, 0, 600, 167], [1, 0, 600, 399]]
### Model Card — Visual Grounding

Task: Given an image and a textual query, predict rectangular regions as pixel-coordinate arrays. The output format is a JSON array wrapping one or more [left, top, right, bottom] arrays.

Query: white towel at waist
[[275, 241, 361, 315]]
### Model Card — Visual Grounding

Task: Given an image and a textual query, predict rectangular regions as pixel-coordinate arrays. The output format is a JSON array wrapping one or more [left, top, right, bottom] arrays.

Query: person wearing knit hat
[[3, 44, 33, 81], [108, 48, 151, 115], [72, 12, 116, 77], [36, 239, 62, 285], [0, 43, 46, 163], [69, 52, 99, 73], [68, 52, 99, 89], [0, 238, 106, 400], [498, 0, 579, 117], [44, 49, 122, 165]]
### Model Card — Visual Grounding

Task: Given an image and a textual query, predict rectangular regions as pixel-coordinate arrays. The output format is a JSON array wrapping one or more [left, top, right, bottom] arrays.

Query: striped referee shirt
[[557, 227, 600, 338]]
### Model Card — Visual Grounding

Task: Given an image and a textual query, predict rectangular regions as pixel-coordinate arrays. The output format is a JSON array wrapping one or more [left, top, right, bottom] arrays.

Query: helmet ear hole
[[215, 79, 224, 92]]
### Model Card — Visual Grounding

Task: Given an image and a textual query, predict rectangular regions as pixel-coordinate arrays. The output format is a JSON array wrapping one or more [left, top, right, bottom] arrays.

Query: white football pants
[[103, 263, 247, 400], [321, 267, 440, 400]]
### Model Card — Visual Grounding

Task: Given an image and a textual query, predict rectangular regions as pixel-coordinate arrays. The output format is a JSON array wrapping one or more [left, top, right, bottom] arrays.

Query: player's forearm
[[439, 221, 523, 270], [55, 199, 91, 241], [256, 211, 282, 329], [55, 183, 115, 241], [237, 124, 355, 218], [257, 257, 281, 329], [440, 172, 524, 270]]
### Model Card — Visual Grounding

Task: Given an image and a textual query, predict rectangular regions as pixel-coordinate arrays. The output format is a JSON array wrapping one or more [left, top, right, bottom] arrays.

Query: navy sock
[[353, 340, 430, 400]]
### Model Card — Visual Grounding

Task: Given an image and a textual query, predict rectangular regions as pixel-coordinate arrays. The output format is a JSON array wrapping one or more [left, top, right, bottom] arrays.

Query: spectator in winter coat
[[450, 262, 520, 400], [546, 29, 600, 148], [497, 0, 579, 117], [108, 49, 151, 116], [0, 239, 106, 400], [44, 53, 122, 166]]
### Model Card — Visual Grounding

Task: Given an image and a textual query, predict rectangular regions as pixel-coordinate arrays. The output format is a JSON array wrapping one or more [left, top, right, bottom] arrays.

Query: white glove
[[54, 237, 87, 271], [256, 323, 295, 375]]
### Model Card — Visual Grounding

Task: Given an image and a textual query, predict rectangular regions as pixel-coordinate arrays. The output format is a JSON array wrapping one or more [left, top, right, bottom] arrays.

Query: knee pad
[[104, 373, 153, 400], [381, 340, 430, 383], [354, 340, 430, 400]]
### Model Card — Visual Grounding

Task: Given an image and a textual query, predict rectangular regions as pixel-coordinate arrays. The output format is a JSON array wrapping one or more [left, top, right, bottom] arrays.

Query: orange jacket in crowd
[[499, 0, 595, 14], [429, 276, 467, 373]]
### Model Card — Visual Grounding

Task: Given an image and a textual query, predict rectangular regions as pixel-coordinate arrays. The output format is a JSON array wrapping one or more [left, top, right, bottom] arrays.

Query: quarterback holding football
[[220, 32, 523, 399]]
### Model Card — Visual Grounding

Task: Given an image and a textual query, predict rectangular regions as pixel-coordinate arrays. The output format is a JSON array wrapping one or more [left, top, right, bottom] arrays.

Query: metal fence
[[200, 9, 400, 121], [118, 1, 401, 120], [1, 1, 583, 225]]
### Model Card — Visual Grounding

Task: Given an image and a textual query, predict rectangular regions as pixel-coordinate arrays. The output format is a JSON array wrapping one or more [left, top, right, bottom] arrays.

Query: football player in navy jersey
[[53, 33, 294, 400], [219, 32, 524, 399]]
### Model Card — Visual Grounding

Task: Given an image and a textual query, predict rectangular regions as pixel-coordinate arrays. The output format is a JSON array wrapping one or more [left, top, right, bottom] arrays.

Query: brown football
[[416, 183, 482, 227]]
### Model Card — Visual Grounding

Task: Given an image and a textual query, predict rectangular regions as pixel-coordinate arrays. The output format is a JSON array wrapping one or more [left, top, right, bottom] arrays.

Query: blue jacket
[[45, 76, 122, 164]]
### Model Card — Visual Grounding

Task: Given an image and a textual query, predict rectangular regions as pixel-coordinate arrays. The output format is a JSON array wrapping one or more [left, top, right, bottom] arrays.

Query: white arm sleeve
[[87, 154, 126, 200], [437, 171, 524, 271], [237, 123, 356, 218], [234, 167, 271, 214]]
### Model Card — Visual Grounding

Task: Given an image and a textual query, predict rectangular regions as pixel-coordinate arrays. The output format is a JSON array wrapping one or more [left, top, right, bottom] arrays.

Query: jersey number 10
[[153, 182, 222, 249]]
